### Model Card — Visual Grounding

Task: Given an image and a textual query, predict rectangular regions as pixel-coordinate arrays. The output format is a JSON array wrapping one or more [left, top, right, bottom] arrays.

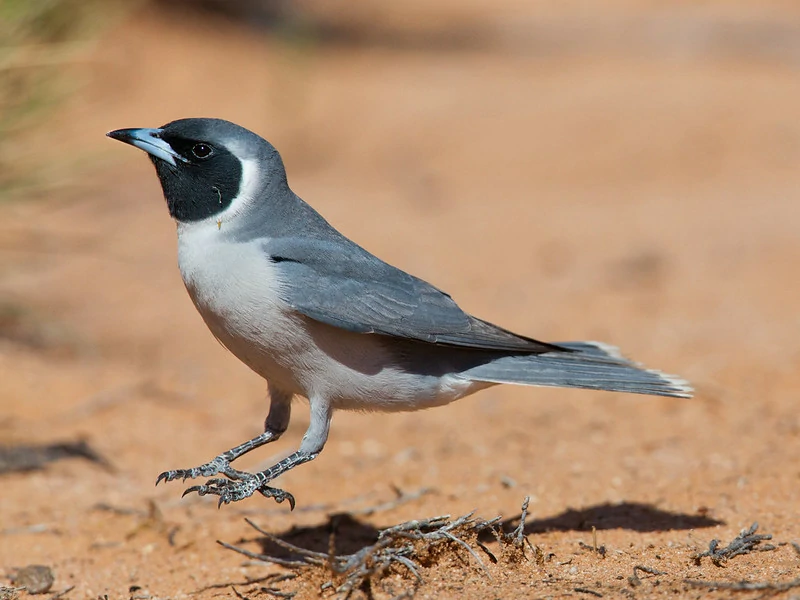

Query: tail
[[459, 341, 692, 398]]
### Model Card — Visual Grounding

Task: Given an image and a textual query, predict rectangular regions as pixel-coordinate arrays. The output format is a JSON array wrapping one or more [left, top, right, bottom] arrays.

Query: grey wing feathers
[[264, 237, 561, 353]]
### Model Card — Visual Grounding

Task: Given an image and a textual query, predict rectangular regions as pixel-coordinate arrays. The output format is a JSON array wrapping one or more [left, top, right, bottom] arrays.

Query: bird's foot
[[182, 476, 296, 509], [155, 456, 246, 485]]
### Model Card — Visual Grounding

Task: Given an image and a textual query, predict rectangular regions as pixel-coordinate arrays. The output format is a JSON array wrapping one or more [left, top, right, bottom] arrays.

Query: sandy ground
[[3, 2, 800, 598]]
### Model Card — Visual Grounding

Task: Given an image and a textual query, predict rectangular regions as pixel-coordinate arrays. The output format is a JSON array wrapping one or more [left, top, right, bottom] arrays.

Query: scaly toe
[[258, 486, 296, 510], [181, 478, 240, 501], [156, 468, 197, 485], [172, 475, 289, 507], [182, 484, 206, 498], [155, 457, 238, 486]]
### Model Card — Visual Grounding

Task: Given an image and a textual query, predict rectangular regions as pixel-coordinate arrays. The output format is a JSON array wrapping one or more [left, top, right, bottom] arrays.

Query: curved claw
[[259, 487, 296, 511], [156, 469, 191, 485], [182, 484, 206, 498]]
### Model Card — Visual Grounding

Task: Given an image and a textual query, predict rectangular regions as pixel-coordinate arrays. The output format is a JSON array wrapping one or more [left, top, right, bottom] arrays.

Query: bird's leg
[[183, 397, 332, 508], [156, 389, 292, 485]]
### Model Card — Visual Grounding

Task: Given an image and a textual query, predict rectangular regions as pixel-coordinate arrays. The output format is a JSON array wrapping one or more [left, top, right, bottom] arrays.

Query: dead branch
[[684, 577, 800, 592], [218, 498, 533, 598], [191, 574, 296, 594], [628, 565, 666, 587], [692, 522, 776, 566]]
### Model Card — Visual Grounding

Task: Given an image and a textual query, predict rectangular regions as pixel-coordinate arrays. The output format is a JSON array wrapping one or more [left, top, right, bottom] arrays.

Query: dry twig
[[628, 565, 666, 587], [574, 587, 603, 597], [0, 587, 23, 600], [684, 577, 800, 592], [219, 500, 532, 598], [692, 523, 776, 566], [191, 574, 296, 594], [49, 586, 75, 600], [511, 495, 530, 548]]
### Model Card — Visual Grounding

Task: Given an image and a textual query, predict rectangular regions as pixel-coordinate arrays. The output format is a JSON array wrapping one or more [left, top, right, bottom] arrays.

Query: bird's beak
[[106, 128, 187, 167]]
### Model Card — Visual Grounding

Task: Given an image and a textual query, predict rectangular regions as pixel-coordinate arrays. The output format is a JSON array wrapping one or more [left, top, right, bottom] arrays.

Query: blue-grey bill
[[106, 128, 187, 166]]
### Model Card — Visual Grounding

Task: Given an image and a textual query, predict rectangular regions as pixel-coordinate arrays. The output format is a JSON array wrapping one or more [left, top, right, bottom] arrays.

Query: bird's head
[[108, 118, 287, 224]]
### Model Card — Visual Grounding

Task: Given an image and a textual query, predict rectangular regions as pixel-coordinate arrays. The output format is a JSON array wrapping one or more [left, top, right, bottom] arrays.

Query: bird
[[107, 118, 692, 508]]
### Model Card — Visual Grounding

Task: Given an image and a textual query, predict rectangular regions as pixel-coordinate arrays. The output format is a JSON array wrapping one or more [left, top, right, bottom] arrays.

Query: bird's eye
[[192, 143, 213, 159]]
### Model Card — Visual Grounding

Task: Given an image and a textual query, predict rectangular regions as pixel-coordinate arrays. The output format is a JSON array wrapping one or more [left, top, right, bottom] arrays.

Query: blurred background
[[3, 1, 800, 597]]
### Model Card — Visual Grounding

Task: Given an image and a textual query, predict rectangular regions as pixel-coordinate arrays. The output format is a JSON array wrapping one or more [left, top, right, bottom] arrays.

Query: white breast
[[177, 223, 309, 393], [175, 221, 488, 412]]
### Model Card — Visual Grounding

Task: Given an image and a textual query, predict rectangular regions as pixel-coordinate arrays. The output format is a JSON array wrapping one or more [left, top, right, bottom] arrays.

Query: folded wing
[[264, 237, 562, 354]]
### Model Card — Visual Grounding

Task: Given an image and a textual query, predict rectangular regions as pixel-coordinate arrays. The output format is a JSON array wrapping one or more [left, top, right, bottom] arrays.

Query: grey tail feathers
[[460, 341, 693, 399]]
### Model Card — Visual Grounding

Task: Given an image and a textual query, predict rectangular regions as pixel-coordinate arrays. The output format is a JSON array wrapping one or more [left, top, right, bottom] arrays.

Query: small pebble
[[500, 475, 517, 488], [12, 565, 54, 594]]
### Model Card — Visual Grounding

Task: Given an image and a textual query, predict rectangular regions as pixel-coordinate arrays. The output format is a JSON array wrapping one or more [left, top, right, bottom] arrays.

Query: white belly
[[176, 227, 488, 411]]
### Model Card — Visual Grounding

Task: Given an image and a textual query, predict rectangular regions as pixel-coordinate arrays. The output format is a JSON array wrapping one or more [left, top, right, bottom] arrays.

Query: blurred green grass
[[0, 0, 131, 198]]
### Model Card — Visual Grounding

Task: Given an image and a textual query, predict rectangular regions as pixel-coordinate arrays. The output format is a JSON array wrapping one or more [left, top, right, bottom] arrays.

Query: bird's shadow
[[255, 513, 380, 559], [249, 502, 722, 561], [502, 501, 723, 536]]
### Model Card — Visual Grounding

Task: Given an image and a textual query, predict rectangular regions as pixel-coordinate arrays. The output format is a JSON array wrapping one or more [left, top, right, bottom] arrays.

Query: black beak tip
[[106, 129, 127, 142]]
